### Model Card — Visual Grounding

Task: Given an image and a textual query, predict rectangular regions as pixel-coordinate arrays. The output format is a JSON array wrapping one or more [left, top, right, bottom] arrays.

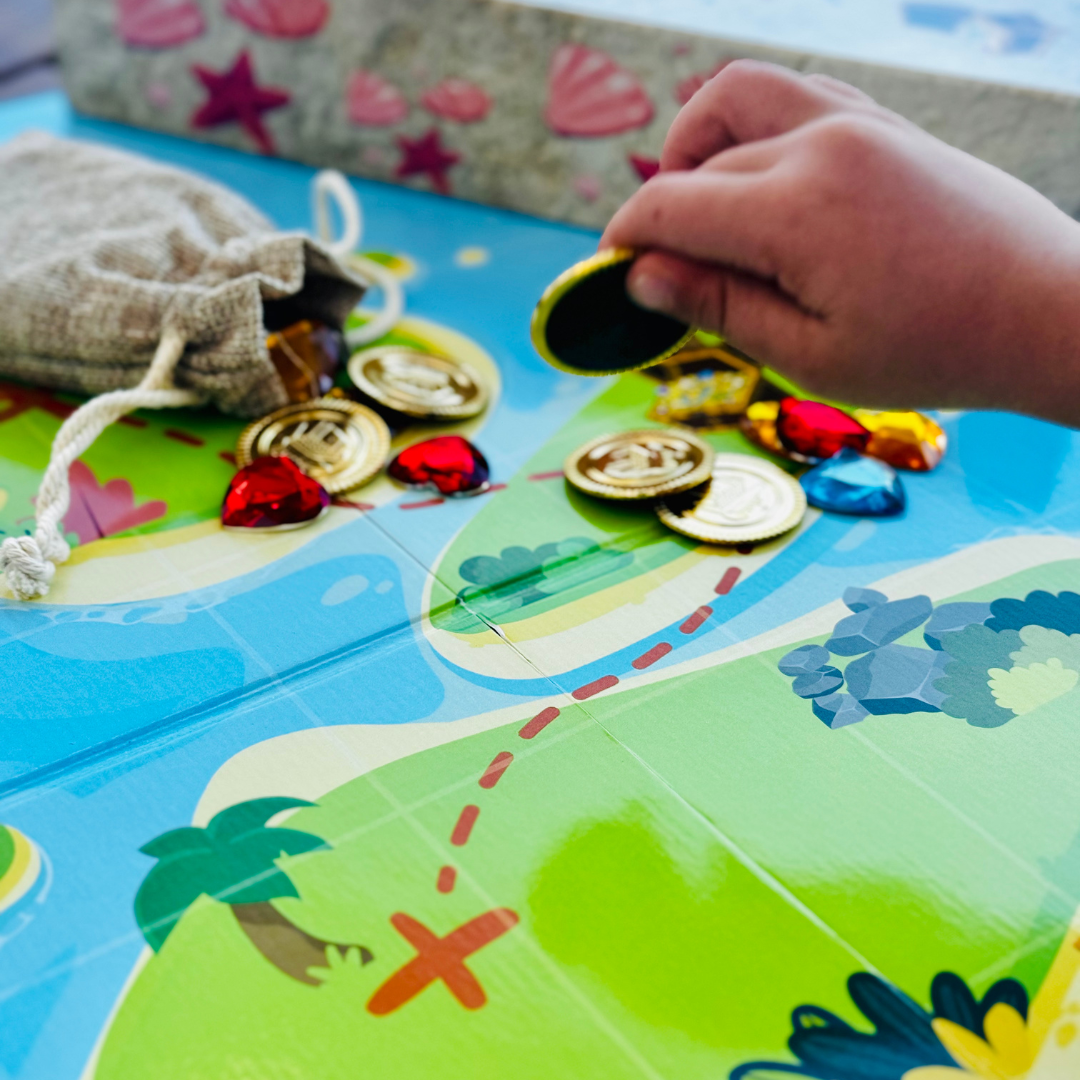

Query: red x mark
[[366, 909, 519, 1015]]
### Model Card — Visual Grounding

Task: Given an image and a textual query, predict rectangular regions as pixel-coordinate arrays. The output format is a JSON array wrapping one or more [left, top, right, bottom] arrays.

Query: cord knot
[[0, 528, 70, 600]]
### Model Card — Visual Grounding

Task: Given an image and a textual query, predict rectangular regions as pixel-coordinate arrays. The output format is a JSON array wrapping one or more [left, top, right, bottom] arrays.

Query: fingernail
[[628, 269, 677, 315]]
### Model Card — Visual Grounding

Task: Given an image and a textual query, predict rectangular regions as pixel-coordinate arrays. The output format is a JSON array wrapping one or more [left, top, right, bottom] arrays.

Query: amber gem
[[267, 319, 344, 403], [853, 410, 947, 471], [222, 455, 330, 529], [739, 400, 788, 456], [777, 398, 870, 459]]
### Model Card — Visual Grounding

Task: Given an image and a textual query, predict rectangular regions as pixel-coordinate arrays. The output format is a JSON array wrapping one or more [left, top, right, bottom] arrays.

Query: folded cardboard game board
[[2, 7, 1080, 1074]]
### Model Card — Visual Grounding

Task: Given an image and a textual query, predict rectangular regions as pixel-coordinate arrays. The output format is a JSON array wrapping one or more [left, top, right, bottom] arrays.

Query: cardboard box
[[55, 0, 1080, 226]]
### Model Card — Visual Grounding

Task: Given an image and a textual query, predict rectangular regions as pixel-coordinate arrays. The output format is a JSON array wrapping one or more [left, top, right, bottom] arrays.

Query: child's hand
[[602, 61, 1080, 425]]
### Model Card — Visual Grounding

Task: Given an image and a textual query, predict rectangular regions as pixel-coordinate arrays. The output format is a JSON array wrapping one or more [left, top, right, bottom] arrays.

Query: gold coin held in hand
[[656, 453, 806, 544], [236, 398, 391, 494], [347, 346, 488, 419], [531, 248, 694, 375], [564, 429, 714, 500]]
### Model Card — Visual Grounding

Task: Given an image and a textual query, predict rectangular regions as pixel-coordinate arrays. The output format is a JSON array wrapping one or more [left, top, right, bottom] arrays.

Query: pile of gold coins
[[557, 332, 950, 544], [222, 322, 493, 530], [563, 424, 808, 546], [533, 248, 947, 546], [237, 339, 489, 493], [232, 242, 948, 541]]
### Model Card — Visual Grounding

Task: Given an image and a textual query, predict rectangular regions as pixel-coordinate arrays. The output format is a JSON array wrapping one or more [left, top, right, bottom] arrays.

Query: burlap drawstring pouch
[[0, 132, 399, 601]]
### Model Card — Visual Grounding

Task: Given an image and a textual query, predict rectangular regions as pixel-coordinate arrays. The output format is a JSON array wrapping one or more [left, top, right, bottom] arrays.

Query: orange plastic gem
[[739, 400, 785, 455], [853, 410, 947, 471], [267, 319, 344, 403]]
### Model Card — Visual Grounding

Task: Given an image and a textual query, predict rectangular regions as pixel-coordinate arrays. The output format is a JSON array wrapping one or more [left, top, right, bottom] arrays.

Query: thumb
[[626, 250, 822, 370]]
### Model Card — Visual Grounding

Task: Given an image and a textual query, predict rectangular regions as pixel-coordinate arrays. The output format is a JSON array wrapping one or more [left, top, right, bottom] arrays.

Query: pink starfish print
[[395, 128, 461, 196], [190, 50, 290, 156]]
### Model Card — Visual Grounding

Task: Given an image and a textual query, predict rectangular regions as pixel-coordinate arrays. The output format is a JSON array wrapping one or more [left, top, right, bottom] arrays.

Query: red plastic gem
[[222, 455, 330, 529], [387, 436, 490, 496], [777, 397, 870, 459]]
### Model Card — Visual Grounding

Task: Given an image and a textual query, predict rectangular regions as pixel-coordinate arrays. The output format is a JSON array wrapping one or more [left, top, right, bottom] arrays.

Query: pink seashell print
[[421, 78, 492, 123], [674, 60, 734, 106], [223, 0, 329, 39], [63, 461, 167, 545], [115, 0, 205, 48], [346, 71, 409, 127], [544, 43, 654, 138]]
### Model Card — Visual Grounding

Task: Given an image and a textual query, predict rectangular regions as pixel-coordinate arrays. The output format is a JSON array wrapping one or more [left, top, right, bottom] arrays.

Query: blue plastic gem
[[800, 448, 905, 515], [792, 666, 844, 698], [778, 644, 831, 676]]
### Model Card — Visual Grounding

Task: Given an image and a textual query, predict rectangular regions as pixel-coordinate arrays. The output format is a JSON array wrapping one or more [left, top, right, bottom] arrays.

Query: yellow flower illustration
[[903, 1003, 1035, 1079]]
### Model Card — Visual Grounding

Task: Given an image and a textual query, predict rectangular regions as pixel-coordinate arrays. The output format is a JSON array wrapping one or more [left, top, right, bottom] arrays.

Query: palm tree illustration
[[135, 797, 372, 985]]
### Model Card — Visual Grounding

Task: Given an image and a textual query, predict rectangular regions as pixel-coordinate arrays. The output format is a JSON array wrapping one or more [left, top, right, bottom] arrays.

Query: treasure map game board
[[4, 77, 1080, 1080]]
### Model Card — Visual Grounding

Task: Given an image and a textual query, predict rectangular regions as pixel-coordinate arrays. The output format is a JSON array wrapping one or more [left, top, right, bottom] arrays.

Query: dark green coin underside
[[533, 251, 693, 375]]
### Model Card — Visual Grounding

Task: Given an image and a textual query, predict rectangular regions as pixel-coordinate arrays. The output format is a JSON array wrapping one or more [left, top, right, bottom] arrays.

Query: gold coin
[[531, 248, 695, 376], [564, 429, 714, 500], [347, 346, 487, 419], [236, 398, 390, 494], [656, 453, 806, 544]]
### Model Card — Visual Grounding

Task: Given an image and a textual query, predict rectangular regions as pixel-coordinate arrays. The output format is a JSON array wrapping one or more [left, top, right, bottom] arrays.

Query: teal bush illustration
[[440, 537, 633, 630]]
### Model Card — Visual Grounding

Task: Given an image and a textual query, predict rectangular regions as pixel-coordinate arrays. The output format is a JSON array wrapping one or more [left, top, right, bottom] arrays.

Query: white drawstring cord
[[0, 328, 201, 600], [313, 169, 362, 257], [311, 169, 405, 348]]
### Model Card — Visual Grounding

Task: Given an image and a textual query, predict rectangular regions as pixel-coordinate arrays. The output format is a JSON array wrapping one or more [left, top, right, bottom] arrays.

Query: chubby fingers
[[661, 59, 876, 172], [802, 72, 876, 102], [601, 168, 786, 281], [625, 251, 821, 369]]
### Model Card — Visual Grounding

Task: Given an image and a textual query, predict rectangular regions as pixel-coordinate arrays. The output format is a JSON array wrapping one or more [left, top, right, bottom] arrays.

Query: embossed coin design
[[656, 453, 806, 543], [564, 429, 714, 500], [236, 398, 391, 494], [347, 346, 487, 419]]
